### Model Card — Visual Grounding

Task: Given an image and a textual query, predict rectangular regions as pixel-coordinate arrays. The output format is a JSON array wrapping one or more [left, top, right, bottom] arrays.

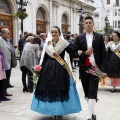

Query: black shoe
[[92, 114, 96, 120], [29, 89, 33, 93], [5, 93, 12, 96], [111, 89, 116, 93], [72, 67, 76, 70], [23, 87, 29, 92], [7, 84, 14, 88], [87, 119, 91, 120]]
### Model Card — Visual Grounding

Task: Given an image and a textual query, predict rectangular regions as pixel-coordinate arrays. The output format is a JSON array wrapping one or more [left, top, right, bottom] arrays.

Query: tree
[[104, 25, 114, 35]]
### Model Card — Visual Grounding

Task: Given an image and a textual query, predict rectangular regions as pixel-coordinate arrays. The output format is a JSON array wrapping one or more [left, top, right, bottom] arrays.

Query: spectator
[[20, 36, 41, 93], [0, 28, 15, 96], [18, 32, 28, 60], [39, 33, 46, 52]]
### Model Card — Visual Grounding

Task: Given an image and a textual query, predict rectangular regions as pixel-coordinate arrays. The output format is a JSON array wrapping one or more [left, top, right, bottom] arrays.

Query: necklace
[[52, 39, 59, 47], [115, 41, 119, 45]]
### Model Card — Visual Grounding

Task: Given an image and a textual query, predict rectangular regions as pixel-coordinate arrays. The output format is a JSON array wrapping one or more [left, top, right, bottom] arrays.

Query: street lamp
[[15, 0, 28, 33], [104, 16, 109, 34], [78, 7, 84, 34]]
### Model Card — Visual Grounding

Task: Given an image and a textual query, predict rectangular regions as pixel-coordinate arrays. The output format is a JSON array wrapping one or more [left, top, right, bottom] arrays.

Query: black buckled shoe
[[92, 114, 96, 120], [111, 89, 116, 93], [7, 84, 14, 88]]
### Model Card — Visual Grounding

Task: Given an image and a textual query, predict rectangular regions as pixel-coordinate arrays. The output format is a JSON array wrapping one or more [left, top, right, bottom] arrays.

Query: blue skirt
[[31, 77, 82, 115]]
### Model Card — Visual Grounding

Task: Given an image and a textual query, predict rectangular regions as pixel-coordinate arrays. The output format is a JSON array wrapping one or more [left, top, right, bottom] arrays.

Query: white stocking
[[87, 99, 96, 119], [85, 97, 89, 103]]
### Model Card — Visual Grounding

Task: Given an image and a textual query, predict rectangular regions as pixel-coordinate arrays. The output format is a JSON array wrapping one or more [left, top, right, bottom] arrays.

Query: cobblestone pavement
[[0, 63, 120, 120]]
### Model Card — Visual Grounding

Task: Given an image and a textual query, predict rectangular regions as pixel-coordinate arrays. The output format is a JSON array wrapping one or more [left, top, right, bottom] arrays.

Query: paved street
[[0, 62, 120, 120]]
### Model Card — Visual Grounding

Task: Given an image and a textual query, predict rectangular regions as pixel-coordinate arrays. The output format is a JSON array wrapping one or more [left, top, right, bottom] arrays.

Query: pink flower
[[33, 65, 42, 72], [86, 69, 95, 74], [91, 66, 98, 71]]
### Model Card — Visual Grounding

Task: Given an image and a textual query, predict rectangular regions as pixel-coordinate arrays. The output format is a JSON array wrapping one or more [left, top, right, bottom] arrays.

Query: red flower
[[33, 65, 42, 72]]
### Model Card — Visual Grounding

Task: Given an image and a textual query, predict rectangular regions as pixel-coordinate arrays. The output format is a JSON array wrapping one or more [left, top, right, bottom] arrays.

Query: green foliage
[[78, 22, 84, 27], [14, 11, 28, 19], [104, 25, 114, 35]]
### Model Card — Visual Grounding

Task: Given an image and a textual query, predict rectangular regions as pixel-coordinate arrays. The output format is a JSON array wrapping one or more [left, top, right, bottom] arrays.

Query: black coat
[[73, 32, 106, 70], [18, 38, 25, 51]]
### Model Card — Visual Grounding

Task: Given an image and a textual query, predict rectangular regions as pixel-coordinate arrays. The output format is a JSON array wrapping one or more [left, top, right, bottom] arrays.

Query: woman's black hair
[[105, 34, 111, 41], [114, 31, 120, 39], [51, 26, 61, 35]]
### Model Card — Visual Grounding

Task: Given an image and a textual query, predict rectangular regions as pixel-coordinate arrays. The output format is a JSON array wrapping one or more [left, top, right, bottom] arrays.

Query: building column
[[49, 0, 53, 29], [52, 1, 60, 27], [70, 2, 74, 34]]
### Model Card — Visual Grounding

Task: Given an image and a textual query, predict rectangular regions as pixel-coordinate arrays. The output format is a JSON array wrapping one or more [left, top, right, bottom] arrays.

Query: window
[[118, 9, 120, 16], [36, 8, 45, 20], [118, 21, 120, 28], [113, 9, 117, 16], [106, 10, 110, 16], [113, 21, 114, 28], [62, 14, 68, 24], [94, 12, 99, 17], [115, 21, 117, 28], [107, 0, 110, 4], [94, 22, 99, 28], [0, 0, 11, 14], [116, 0, 119, 6], [0, 20, 9, 26]]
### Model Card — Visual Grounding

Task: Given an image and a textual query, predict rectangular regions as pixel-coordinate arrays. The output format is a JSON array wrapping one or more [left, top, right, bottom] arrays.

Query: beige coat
[[0, 36, 11, 70]]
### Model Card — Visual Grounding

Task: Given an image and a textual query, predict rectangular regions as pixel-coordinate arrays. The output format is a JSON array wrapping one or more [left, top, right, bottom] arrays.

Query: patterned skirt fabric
[[107, 52, 120, 78], [31, 77, 82, 115], [110, 78, 120, 86]]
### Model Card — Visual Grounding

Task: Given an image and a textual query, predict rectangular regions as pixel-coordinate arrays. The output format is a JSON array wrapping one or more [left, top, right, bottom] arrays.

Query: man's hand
[[101, 73, 107, 79], [85, 48, 93, 56], [78, 50, 82, 55]]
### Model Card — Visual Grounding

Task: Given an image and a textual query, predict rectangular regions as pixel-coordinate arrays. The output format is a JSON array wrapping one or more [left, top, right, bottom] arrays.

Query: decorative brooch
[[93, 35, 95, 40]]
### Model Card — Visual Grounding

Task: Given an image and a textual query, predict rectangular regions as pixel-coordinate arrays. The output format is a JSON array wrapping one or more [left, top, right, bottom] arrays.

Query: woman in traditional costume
[[31, 26, 81, 119], [102, 35, 111, 73], [106, 31, 120, 92]]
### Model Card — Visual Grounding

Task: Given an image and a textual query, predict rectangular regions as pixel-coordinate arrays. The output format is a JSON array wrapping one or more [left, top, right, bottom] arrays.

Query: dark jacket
[[73, 32, 106, 70], [18, 38, 25, 51]]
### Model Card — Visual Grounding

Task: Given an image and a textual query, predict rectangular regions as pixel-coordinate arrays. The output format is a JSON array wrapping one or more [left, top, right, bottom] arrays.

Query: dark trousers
[[19, 51, 22, 60], [0, 80, 6, 90], [80, 66, 99, 100], [70, 56, 74, 69], [20, 66, 33, 90], [0, 79, 6, 100], [5, 69, 11, 89]]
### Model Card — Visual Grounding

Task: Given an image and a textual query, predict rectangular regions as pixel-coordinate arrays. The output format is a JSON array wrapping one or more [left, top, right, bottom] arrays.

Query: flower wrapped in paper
[[32, 65, 42, 88], [86, 66, 110, 87]]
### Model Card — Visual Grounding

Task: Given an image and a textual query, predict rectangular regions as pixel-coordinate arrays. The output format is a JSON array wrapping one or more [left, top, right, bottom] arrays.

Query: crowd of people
[[0, 16, 120, 120]]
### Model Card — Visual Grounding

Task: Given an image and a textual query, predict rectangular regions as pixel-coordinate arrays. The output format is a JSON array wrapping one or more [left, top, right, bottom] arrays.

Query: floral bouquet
[[86, 66, 109, 87], [32, 65, 42, 88]]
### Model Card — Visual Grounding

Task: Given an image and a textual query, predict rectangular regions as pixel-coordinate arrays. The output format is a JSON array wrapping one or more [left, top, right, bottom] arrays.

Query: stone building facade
[[0, 0, 95, 46]]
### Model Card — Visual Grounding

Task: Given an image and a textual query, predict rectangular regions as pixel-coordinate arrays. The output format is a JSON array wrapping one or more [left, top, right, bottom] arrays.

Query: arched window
[[36, 7, 46, 35], [0, 0, 11, 14], [61, 13, 69, 34], [62, 14, 67, 24], [36, 8, 45, 20], [0, 0, 13, 40]]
